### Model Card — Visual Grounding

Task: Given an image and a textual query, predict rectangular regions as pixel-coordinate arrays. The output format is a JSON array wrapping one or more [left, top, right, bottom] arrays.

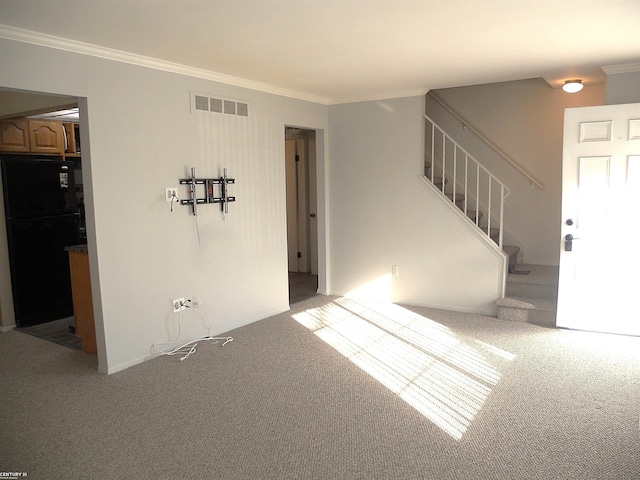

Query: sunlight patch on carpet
[[293, 297, 515, 440]]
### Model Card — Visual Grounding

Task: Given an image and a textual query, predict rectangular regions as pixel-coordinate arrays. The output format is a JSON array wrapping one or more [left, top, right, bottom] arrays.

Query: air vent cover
[[223, 100, 236, 115], [190, 91, 249, 117], [210, 98, 223, 113], [237, 102, 249, 117], [194, 95, 209, 111]]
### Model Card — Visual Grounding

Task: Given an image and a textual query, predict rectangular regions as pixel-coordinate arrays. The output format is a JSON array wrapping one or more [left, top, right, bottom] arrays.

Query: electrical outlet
[[172, 297, 186, 313], [392, 265, 399, 276], [165, 187, 178, 202]]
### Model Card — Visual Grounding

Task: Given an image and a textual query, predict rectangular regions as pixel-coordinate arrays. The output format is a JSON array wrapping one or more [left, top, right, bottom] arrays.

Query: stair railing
[[424, 112, 510, 248], [428, 90, 544, 190]]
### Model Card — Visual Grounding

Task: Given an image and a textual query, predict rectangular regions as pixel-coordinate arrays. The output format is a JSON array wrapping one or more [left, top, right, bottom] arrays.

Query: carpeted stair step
[[495, 296, 557, 327], [479, 226, 500, 242], [445, 192, 465, 206], [505, 264, 559, 299], [465, 210, 483, 222], [496, 264, 559, 327], [431, 176, 448, 189]]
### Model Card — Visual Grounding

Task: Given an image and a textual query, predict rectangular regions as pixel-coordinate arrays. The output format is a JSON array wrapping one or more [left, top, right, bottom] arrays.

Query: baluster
[[452, 145, 457, 209], [475, 163, 480, 226], [487, 176, 492, 237], [441, 131, 446, 193], [464, 154, 469, 218], [430, 122, 435, 182], [499, 184, 505, 247]]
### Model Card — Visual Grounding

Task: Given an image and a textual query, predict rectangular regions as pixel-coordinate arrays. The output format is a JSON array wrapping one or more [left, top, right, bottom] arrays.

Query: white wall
[[605, 69, 640, 104], [0, 37, 328, 373], [328, 97, 505, 315], [426, 78, 605, 265]]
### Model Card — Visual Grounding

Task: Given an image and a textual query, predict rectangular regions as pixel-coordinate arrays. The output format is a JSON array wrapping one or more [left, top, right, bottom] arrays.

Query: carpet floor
[[1, 295, 639, 479]]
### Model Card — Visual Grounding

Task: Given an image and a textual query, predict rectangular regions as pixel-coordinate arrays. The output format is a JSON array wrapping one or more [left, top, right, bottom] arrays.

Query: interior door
[[285, 138, 309, 272], [557, 103, 640, 336], [308, 136, 318, 275]]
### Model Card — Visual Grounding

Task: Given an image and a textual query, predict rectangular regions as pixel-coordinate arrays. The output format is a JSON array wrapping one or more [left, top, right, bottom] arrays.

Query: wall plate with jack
[[165, 187, 179, 202], [172, 297, 186, 313]]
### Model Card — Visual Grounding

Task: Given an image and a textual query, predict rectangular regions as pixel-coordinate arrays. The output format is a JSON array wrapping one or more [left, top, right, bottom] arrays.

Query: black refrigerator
[[1, 156, 81, 326]]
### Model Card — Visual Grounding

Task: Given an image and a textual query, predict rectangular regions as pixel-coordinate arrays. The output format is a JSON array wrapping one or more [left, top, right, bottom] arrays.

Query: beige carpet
[[1, 295, 639, 479]]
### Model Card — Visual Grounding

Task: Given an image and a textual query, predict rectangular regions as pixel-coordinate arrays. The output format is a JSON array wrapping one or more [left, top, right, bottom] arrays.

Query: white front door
[[557, 103, 640, 336]]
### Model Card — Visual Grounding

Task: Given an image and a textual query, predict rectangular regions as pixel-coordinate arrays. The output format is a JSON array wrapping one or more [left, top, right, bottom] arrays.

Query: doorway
[[285, 127, 319, 304], [0, 88, 88, 348]]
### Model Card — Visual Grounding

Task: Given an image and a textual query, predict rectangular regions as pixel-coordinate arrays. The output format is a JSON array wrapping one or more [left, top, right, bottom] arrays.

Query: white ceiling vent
[[190, 91, 249, 117]]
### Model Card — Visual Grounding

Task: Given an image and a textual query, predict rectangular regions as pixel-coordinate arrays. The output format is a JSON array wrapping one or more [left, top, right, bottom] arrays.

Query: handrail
[[427, 90, 545, 190], [424, 113, 509, 248]]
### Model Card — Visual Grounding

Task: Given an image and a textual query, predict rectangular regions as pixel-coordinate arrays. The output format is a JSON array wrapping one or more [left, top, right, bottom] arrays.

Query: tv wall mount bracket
[[179, 167, 236, 215]]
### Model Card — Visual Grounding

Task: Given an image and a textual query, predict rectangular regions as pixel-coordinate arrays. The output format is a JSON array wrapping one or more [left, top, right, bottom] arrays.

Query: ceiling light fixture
[[562, 79, 584, 93]]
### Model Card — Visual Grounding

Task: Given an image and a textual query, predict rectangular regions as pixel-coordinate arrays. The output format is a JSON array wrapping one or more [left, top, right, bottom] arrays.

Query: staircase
[[495, 264, 559, 327], [424, 109, 559, 327]]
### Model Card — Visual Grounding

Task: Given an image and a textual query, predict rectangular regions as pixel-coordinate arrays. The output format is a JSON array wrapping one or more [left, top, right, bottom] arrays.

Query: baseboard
[[99, 305, 291, 375], [407, 300, 498, 317], [1, 324, 16, 333], [326, 290, 497, 317]]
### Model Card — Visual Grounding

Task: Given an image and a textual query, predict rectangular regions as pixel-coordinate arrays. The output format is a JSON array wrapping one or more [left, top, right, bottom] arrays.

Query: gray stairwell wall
[[426, 78, 605, 266], [328, 97, 505, 315]]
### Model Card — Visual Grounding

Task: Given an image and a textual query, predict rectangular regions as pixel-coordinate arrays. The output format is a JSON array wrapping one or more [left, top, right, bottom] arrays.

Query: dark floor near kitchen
[[289, 272, 318, 305], [17, 316, 81, 350]]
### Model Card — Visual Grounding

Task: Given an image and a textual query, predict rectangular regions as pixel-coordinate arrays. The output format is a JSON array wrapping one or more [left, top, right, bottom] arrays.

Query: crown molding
[[602, 63, 640, 75], [0, 24, 331, 105], [328, 88, 429, 105]]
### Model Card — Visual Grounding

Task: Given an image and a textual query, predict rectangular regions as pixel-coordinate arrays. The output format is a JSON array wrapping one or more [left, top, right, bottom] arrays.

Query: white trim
[[1, 325, 16, 333], [99, 305, 289, 374], [324, 291, 498, 316], [0, 24, 329, 104], [328, 88, 429, 105], [602, 63, 640, 75], [0, 24, 427, 106]]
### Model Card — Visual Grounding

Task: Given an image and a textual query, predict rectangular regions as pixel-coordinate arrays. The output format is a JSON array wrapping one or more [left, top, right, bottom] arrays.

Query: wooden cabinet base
[[68, 250, 97, 355]]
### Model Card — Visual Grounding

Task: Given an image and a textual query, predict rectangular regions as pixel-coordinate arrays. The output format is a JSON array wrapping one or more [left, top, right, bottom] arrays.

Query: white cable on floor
[[151, 300, 233, 361], [151, 335, 233, 361]]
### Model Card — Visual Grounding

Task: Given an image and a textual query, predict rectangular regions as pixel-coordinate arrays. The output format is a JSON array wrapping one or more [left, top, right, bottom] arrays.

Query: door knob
[[564, 233, 579, 251], [309, 213, 316, 218], [566, 219, 574, 226]]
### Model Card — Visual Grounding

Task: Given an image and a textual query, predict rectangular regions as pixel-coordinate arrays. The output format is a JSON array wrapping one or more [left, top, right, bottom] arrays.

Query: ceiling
[[0, 0, 639, 104]]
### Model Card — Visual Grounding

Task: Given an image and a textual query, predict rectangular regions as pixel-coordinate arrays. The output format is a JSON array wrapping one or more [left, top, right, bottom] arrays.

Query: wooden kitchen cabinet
[[67, 247, 97, 355], [0, 119, 29, 153], [0, 119, 65, 155], [28, 119, 65, 154]]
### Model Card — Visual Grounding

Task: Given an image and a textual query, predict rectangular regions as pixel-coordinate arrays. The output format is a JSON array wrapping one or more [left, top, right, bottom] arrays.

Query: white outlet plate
[[165, 187, 178, 202], [172, 297, 186, 313]]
